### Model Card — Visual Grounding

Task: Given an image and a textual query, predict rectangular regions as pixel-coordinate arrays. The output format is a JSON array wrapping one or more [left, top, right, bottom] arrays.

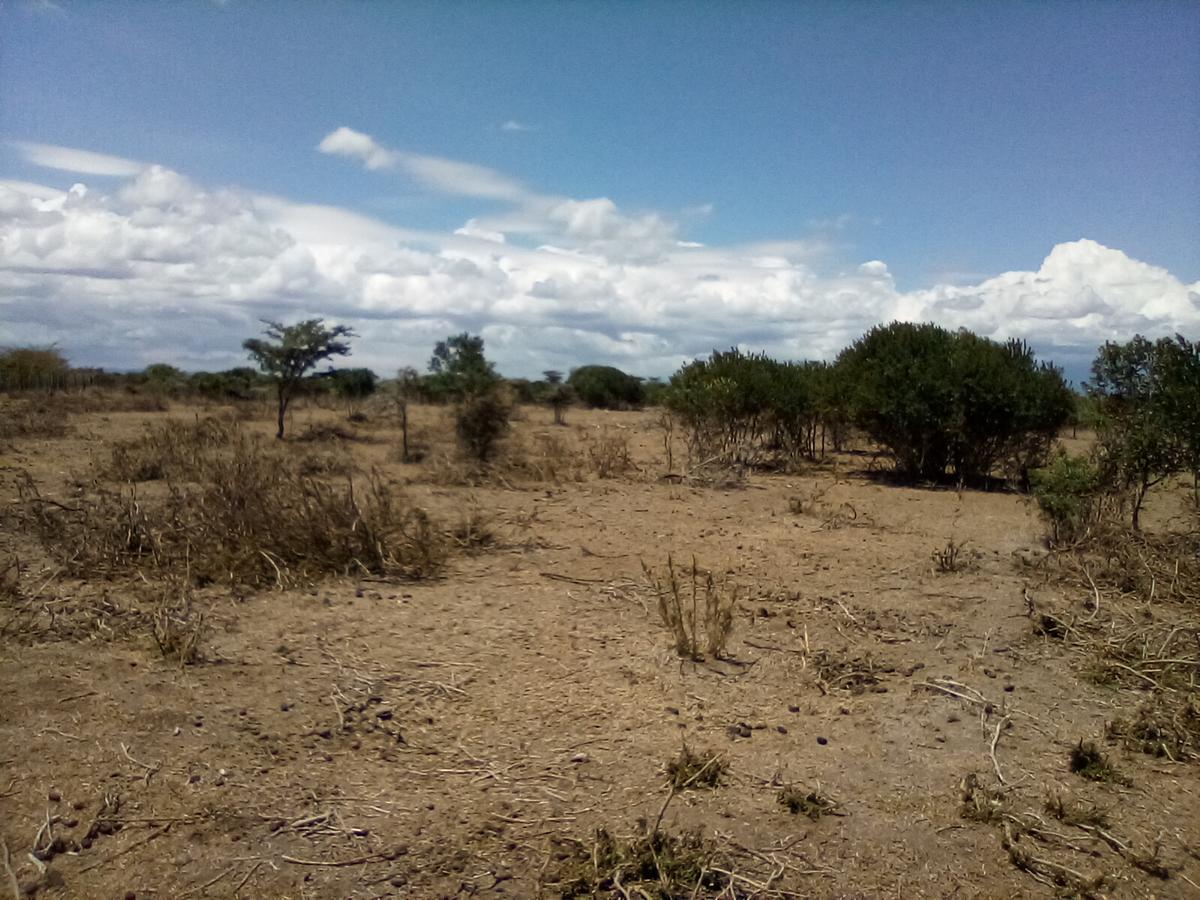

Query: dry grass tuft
[[932, 537, 972, 573], [642, 555, 736, 660], [1044, 792, 1110, 829], [778, 785, 840, 820], [665, 744, 727, 791], [1069, 740, 1129, 785], [150, 579, 207, 665], [582, 428, 638, 479], [548, 825, 730, 898]]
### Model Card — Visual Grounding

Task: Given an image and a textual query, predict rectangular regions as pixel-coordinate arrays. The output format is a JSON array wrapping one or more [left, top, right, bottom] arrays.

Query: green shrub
[[664, 349, 848, 466], [835, 323, 1072, 482], [568, 365, 645, 410], [1089, 334, 1198, 527], [1030, 453, 1106, 545], [455, 389, 512, 462]]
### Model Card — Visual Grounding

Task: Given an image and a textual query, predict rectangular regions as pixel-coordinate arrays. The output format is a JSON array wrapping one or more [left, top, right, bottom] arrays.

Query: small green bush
[[835, 323, 1072, 482], [1029, 453, 1105, 545], [455, 389, 512, 462]]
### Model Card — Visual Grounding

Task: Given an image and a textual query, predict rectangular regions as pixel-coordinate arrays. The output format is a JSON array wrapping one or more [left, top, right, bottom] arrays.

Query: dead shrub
[[106, 415, 239, 482], [1107, 694, 1200, 762], [642, 555, 736, 660], [150, 580, 206, 665], [0, 400, 70, 441], [24, 436, 447, 588], [665, 744, 727, 790], [582, 428, 637, 479]]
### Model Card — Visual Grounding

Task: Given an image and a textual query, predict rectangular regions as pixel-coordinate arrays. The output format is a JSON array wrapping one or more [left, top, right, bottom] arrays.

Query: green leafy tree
[[568, 365, 645, 410], [243, 319, 355, 439], [428, 333, 498, 399], [1088, 335, 1194, 526]]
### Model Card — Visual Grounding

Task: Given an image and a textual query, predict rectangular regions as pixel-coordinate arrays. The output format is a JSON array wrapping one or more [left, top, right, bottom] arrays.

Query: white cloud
[[316, 126, 399, 171], [1, 146, 1196, 378], [10, 141, 146, 177], [500, 120, 533, 132]]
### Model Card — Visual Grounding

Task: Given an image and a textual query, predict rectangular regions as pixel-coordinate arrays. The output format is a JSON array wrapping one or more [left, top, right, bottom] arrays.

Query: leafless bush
[[582, 428, 637, 479], [150, 579, 207, 665], [0, 400, 71, 441], [932, 538, 973, 573], [642, 555, 736, 660]]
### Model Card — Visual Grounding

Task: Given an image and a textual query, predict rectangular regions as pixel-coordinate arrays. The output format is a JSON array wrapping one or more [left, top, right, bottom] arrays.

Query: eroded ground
[[2, 401, 1198, 898]]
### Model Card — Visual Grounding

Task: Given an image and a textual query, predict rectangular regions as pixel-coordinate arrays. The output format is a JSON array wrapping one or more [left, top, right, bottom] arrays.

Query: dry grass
[[548, 825, 730, 898], [1106, 694, 1200, 762], [150, 579, 207, 665], [24, 434, 447, 589], [582, 428, 638, 479], [0, 400, 71, 441], [106, 414, 240, 481], [664, 744, 727, 790], [1069, 740, 1129, 785], [778, 785, 840, 820], [642, 555, 737, 660]]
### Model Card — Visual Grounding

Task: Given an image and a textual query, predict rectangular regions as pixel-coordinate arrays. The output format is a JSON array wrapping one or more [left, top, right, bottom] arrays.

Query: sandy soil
[[1, 400, 1197, 899]]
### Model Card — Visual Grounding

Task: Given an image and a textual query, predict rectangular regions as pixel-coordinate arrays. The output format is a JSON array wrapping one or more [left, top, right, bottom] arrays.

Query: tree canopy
[[244, 318, 355, 438]]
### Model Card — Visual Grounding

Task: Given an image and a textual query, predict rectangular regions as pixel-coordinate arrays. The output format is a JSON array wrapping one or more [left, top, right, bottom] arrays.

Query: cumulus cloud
[[1, 146, 1196, 378], [10, 141, 146, 177], [316, 126, 399, 171]]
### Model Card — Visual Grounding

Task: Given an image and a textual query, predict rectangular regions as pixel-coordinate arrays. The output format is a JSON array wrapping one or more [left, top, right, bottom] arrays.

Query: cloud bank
[[1, 137, 1197, 379]]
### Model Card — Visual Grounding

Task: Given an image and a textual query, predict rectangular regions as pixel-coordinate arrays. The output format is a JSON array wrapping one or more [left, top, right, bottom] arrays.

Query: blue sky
[[1, 0, 1197, 379]]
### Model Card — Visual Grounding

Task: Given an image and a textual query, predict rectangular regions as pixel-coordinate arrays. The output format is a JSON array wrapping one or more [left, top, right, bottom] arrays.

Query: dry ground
[[1, 397, 1198, 899]]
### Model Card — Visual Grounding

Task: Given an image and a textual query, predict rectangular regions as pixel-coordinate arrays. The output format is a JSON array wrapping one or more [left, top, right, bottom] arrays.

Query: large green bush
[[568, 365, 645, 410], [1088, 334, 1199, 526], [835, 322, 1072, 482], [663, 349, 842, 466]]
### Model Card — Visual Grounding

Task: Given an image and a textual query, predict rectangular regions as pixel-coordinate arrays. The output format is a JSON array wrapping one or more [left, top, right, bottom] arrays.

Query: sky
[[1, 0, 1198, 383]]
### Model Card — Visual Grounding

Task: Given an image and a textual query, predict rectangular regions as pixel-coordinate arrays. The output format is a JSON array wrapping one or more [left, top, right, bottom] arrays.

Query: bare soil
[[1, 400, 1198, 898]]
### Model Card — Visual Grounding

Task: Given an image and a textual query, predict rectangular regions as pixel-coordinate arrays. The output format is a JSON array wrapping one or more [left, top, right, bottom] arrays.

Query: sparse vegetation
[[25, 433, 446, 587], [1069, 740, 1128, 785], [778, 785, 839, 819], [549, 825, 730, 898], [665, 744, 727, 790], [642, 555, 736, 660]]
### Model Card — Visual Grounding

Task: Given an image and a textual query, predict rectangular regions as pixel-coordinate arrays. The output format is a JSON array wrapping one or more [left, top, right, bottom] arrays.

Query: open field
[[2, 398, 1198, 898]]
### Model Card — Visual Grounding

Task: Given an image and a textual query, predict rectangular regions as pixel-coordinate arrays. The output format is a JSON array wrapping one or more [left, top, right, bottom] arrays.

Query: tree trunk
[[276, 386, 288, 440]]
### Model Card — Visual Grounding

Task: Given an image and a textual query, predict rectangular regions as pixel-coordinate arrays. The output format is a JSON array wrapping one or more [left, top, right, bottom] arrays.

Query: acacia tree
[[243, 319, 355, 439]]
